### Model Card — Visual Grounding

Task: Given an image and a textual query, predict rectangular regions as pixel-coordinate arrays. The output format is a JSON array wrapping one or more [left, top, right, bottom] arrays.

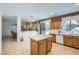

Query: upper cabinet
[[51, 11, 79, 30], [51, 17, 61, 29]]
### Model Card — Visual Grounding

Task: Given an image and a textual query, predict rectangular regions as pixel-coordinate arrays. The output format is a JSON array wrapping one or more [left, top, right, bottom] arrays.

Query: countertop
[[29, 35, 52, 41], [50, 30, 79, 36]]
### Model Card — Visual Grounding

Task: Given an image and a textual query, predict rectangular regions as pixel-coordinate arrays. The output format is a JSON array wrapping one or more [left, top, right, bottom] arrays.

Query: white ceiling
[[1, 3, 79, 22]]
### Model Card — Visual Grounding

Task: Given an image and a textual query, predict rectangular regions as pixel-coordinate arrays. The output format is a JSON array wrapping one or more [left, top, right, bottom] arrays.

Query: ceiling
[[1, 3, 79, 22]]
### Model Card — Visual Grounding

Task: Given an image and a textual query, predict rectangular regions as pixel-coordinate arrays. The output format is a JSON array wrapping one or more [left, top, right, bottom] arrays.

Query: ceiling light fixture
[[49, 12, 54, 15]]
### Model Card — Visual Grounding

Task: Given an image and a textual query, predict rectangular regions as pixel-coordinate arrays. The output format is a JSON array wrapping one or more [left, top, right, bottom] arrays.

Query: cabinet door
[[30, 39, 38, 55], [73, 37, 79, 49], [51, 17, 61, 29], [52, 35, 56, 42], [47, 38, 52, 52], [52, 21, 61, 29], [39, 43, 46, 55], [77, 39, 79, 49], [64, 36, 72, 46]]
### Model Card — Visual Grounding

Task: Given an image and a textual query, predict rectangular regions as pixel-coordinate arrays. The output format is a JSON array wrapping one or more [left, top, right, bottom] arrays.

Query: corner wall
[[17, 16, 21, 42], [0, 16, 2, 54], [2, 21, 12, 37], [0, 4, 2, 54]]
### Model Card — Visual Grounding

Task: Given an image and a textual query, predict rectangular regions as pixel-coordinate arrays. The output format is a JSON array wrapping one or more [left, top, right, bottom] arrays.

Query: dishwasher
[[56, 35, 63, 44]]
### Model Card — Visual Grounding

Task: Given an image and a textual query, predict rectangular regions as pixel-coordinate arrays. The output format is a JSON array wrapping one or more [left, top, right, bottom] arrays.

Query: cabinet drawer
[[39, 39, 46, 44], [73, 36, 79, 39], [64, 36, 72, 38], [48, 37, 52, 41]]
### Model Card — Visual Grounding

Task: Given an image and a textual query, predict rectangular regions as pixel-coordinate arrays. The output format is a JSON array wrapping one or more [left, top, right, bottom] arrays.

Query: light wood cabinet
[[47, 37, 52, 52], [30, 39, 46, 55], [64, 36, 73, 47], [73, 36, 79, 49], [77, 39, 79, 48], [51, 17, 61, 29], [30, 37, 52, 55], [64, 36, 79, 49], [52, 35, 56, 42], [52, 21, 61, 29], [39, 43, 46, 55], [30, 39, 39, 55], [39, 39, 47, 55]]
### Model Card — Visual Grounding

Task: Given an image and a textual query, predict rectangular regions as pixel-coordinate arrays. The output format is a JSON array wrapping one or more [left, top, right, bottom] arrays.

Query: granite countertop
[[29, 35, 52, 41], [50, 30, 79, 36]]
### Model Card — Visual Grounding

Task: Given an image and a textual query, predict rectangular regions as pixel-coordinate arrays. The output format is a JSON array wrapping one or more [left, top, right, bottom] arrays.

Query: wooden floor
[[2, 37, 79, 55]]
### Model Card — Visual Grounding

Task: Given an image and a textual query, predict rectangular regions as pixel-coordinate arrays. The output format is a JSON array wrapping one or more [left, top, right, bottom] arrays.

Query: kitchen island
[[29, 35, 52, 55]]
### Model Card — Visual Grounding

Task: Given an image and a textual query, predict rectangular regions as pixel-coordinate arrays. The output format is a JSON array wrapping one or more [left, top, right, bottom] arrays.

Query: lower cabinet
[[30, 39, 39, 55], [39, 43, 46, 55], [47, 37, 52, 52], [51, 35, 56, 42], [64, 36, 79, 49], [72, 36, 79, 49], [30, 37, 52, 55], [64, 36, 73, 47], [77, 39, 79, 48]]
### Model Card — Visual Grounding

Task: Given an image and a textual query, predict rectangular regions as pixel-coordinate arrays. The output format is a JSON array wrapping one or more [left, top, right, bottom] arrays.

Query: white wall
[[0, 4, 2, 54], [2, 21, 12, 37], [17, 16, 21, 41], [0, 16, 2, 54]]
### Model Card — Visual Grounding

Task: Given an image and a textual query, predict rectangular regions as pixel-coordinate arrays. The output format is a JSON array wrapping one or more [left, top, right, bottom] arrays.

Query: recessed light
[[49, 12, 54, 15]]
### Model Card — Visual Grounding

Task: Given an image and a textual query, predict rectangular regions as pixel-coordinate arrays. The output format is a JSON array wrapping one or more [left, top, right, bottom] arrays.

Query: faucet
[[58, 30, 61, 33]]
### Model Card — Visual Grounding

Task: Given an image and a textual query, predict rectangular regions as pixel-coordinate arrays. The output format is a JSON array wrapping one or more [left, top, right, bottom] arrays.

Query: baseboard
[[52, 41, 63, 45], [56, 42, 63, 45]]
